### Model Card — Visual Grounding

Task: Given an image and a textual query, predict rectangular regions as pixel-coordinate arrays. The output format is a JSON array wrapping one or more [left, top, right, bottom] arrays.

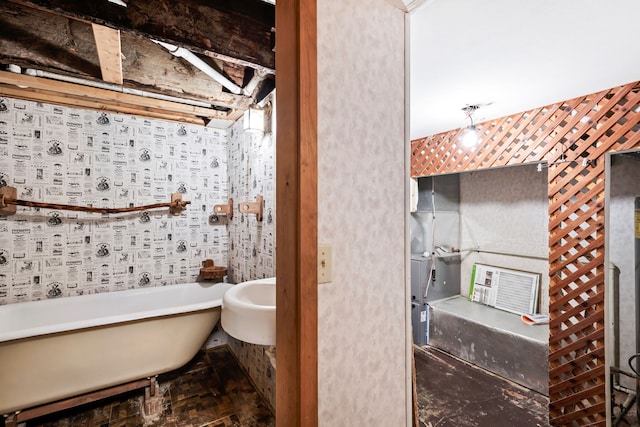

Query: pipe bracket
[[213, 198, 234, 220], [0, 186, 17, 216], [239, 195, 263, 221]]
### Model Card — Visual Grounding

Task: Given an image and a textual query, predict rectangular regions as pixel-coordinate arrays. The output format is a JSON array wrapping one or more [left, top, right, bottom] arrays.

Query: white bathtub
[[0, 281, 232, 415]]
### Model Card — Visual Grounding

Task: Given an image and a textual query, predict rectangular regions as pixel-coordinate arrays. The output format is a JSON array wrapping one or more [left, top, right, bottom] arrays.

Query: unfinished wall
[[0, 97, 228, 304], [410, 174, 460, 255], [459, 164, 549, 313]]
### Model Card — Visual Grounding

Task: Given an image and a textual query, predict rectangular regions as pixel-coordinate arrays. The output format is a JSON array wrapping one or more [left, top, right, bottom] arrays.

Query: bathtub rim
[[0, 281, 232, 343]]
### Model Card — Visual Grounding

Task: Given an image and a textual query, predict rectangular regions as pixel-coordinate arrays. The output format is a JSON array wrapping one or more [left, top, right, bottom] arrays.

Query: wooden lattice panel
[[411, 82, 640, 426]]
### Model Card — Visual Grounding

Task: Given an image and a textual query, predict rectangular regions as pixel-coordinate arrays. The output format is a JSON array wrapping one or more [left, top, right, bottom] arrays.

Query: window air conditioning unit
[[468, 263, 540, 315]]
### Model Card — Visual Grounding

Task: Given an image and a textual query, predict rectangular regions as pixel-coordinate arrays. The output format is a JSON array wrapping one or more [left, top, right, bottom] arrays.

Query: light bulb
[[461, 126, 479, 147]]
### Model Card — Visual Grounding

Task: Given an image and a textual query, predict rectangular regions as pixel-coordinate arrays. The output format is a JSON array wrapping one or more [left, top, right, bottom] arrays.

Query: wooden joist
[[0, 84, 207, 125], [7, 0, 275, 74], [0, 1, 253, 112], [91, 24, 123, 84], [0, 70, 230, 120]]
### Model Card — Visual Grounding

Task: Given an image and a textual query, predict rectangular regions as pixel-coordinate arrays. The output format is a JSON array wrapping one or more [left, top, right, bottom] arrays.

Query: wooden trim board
[[91, 24, 124, 85], [0, 71, 226, 119], [0, 84, 207, 125], [275, 0, 318, 425]]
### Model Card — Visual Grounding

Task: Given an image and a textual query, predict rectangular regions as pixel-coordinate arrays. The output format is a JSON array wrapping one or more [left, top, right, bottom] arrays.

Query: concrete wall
[[459, 164, 549, 313]]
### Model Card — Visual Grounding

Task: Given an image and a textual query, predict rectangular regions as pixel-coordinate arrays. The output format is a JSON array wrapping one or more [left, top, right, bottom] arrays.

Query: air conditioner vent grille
[[469, 264, 540, 315]]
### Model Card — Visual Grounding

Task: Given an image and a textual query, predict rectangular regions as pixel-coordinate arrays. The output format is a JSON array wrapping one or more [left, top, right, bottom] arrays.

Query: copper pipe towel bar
[[0, 186, 190, 216]]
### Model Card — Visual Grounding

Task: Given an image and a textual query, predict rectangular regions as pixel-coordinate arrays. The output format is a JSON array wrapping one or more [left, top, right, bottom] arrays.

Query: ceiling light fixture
[[243, 105, 265, 133], [460, 104, 480, 148]]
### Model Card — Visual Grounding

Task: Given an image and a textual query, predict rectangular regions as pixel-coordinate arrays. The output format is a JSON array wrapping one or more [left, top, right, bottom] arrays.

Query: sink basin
[[221, 277, 275, 346]]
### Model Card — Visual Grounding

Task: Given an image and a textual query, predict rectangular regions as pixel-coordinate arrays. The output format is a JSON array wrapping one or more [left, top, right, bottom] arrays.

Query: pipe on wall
[[456, 246, 549, 261], [152, 40, 244, 95], [21, 68, 214, 108], [242, 69, 267, 97]]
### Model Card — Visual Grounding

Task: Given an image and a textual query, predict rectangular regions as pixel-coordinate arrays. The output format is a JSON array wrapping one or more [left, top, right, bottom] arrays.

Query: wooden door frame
[[275, 0, 318, 426]]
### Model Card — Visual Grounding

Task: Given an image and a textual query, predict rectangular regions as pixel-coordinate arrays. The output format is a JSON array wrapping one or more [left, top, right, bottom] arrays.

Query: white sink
[[221, 277, 275, 346]]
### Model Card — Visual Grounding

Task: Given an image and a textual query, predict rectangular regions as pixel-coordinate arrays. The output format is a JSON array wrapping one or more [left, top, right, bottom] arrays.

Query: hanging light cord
[[462, 104, 479, 127]]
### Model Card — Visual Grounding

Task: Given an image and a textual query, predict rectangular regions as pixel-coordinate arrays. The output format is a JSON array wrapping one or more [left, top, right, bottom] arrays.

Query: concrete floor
[[414, 345, 549, 427]]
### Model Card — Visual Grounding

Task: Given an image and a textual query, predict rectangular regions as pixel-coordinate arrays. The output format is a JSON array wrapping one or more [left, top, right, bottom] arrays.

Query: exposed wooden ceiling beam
[[0, 4, 102, 77], [0, 70, 231, 120], [0, 2, 256, 111], [0, 84, 208, 125], [91, 23, 123, 84], [7, 0, 275, 74]]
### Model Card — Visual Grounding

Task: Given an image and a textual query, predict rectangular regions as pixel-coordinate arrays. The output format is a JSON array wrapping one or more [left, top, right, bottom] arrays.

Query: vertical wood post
[[275, 0, 318, 426]]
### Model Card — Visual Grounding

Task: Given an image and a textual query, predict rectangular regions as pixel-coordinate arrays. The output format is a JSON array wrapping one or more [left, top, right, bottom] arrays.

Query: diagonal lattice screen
[[411, 82, 640, 426]]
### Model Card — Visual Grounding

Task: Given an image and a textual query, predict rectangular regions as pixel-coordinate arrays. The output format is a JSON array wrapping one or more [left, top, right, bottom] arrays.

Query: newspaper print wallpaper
[[226, 117, 275, 283], [0, 96, 229, 304], [225, 113, 276, 412]]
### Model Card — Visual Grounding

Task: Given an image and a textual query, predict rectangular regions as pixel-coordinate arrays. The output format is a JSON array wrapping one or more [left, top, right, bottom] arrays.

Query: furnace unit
[[411, 253, 461, 346]]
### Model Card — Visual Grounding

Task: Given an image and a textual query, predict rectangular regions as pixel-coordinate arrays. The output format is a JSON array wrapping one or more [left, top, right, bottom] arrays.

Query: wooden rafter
[[0, 69, 242, 126], [0, 71, 225, 117], [91, 23, 123, 84], [0, 2, 254, 111], [7, 0, 275, 74], [0, 84, 208, 125]]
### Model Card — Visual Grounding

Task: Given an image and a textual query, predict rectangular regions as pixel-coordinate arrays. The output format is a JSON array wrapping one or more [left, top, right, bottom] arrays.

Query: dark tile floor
[[12, 343, 631, 426], [23, 346, 275, 427], [414, 345, 549, 427]]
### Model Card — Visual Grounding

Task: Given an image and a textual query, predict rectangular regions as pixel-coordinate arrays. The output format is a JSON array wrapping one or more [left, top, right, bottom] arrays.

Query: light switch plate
[[318, 244, 332, 284]]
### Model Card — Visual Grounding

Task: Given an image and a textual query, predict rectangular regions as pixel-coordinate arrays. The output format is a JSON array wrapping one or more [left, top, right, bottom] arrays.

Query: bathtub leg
[[143, 376, 162, 416]]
